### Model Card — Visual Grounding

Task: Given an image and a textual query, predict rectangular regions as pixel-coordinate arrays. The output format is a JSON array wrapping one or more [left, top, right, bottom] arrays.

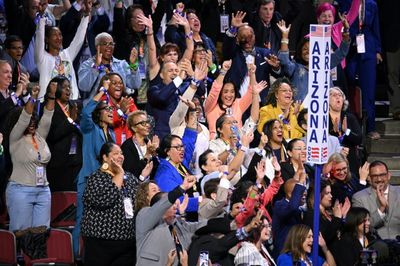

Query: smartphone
[[199, 251, 209, 266]]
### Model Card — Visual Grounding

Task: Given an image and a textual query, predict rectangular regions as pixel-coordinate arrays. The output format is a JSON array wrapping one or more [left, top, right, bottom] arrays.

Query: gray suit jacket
[[136, 195, 206, 266], [352, 185, 400, 240]]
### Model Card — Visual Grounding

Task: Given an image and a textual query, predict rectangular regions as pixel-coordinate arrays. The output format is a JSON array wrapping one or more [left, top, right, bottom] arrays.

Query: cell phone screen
[[199, 251, 209, 266]]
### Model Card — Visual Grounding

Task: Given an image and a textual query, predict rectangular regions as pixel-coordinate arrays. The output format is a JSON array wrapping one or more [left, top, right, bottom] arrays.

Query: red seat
[[51, 191, 77, 228], [0, 229, 17, 265], [23, 228, 74, 266]]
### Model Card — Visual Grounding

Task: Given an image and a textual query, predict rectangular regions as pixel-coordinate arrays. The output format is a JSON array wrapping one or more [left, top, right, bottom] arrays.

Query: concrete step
[[367, 136, 400, 154], [376, 119, 400, 136], [367, 153, 400, 170]]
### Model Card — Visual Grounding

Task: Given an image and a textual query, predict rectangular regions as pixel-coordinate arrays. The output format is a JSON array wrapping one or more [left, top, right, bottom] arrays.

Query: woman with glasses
[[324, 153, 367, 204], [154, 109, 199, 220], [98, 73, 138, 146], [72, 78, 116, 256], [45, 76, 82, 192], [258, 78, 303, 141], [121, 110, 158, 180], [331, 207, 375, 266], [328, 87, 362, 177], [35, 14, 89, 100], [235, 214, 276, 266]]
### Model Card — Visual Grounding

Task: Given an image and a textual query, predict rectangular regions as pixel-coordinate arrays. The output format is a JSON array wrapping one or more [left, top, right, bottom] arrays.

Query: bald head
[[237, 26, 256, 52]]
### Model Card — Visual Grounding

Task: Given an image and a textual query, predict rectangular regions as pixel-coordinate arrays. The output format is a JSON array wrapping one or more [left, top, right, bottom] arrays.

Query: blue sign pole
[[312, 164, 321, 264]]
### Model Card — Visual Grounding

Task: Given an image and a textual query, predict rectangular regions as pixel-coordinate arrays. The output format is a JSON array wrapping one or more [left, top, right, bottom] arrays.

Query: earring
[[101, 162, 109, 170]]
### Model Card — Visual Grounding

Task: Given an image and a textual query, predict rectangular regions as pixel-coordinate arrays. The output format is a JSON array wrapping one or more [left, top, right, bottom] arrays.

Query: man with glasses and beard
[[352, 160, 400, 240]]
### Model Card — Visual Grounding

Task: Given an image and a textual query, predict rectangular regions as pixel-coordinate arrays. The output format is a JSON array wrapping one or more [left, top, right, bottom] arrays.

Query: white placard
[[306, 25, 331, 164]]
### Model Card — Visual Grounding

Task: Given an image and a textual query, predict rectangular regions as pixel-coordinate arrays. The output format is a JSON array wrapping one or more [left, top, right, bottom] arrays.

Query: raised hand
[[276, 20, 291, 37], [332, 199, 343, 218], [376, 184, 388, 212], [119, 96, 134, 113], [137, 14, 153, 32], [342, 197, 351, 218], [264, 54, 280, 69], [102, 79, 111, 90], [194, 60, 208, 81], [140, 161, 153, 178], [247, 63, 256, 74], [253, 80, 268, 95], [231, 11, 247, 28], [241, 132, 254, 148], [95, 45, 102, 66], [359, 161, 370, 183], [31, 84, 40, 99], [16, 72, 30, 96], [255, 159, 266, 181], [180, 174, 197, 191], [178, 193, 189, 215], [293, 100, 301, 116], [179, 59, 194, 78], [272, 156, 281, 173], [178, 95, 196, 110], [222, 60, 232, 71]]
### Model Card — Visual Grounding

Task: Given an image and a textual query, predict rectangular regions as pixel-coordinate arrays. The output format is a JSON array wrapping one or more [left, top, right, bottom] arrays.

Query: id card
[[220, 14, 229, 33], [356, 34, 366, 53], [36, 166, 45, 186], [123, 197, 134, 219], [69, 135, 77, 155], [139, 60, 146, 79], [331, 67, 337, 81]]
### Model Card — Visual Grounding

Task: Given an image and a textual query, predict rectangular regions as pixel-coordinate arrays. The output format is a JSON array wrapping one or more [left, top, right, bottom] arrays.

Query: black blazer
[[121, 137, 158, 179]]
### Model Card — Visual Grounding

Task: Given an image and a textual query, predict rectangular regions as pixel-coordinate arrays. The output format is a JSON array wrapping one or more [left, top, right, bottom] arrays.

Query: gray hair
[[94, 32, 113, 47], [329, 86, 349, 111]]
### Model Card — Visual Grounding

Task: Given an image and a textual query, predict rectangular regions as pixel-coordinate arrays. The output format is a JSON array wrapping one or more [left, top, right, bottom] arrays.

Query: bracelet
[[240, 146, 249, 153], [229, 26, 238, 35], [223, 171, 229, 176], [281, 39, 289, 45], [219, 69, 227, 76], [29, 97, 37, 104], [129, 62, 139, 71], [100, 87, 107, 93], [146, 32, 154, 35], [191, 78, 201, 87], [185, 31, 193, 39]]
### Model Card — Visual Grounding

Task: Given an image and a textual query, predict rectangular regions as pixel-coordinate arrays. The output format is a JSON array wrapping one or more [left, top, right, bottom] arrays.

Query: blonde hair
[[327, 152, 351, 183], [127, 110, 148, 133]]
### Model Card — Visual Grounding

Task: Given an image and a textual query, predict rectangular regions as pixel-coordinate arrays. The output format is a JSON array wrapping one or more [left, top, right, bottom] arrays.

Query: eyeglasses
[[334, 166, 348, 173], [170, 144, 185, 151], [100, 42, 115, 47], [292, 147, 307, 151], [369, 172, 388, 179], [134, 120, 150, 127], [100, 106, 113, 112], [330, 92, 344, 98]]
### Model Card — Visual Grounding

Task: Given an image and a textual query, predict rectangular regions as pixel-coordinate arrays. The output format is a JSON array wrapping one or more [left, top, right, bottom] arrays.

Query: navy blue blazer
[[222, 35, 279, 103], [272, 183, 306, 259], [147, 80, 190, 140]]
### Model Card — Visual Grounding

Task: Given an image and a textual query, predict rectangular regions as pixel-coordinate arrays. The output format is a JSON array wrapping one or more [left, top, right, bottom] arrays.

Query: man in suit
[[223, 11, 281, 105], [352, 160, 400, 240]]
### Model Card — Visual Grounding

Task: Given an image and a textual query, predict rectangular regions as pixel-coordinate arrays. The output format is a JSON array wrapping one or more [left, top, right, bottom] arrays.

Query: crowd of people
[[0, 0, 399, 265]]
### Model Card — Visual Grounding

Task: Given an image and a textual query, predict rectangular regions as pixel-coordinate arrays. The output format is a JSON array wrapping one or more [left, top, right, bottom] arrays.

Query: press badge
[[69, 135, 77, 155], [356, 34, 366, 53], [124, 198, 134, 219], [36, 166, 45, 186], [220, 14, 229, 33], [139, 60, 146, 79]]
